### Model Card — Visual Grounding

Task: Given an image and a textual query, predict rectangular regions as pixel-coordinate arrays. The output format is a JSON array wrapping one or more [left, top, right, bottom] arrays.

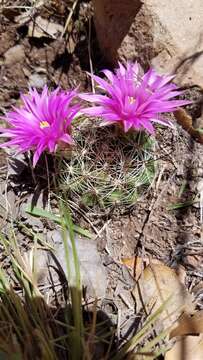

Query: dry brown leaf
[[121, 256, 162, 281], [122, 256, 137, 268], [165, 335, 203, 360], [170, 311, 203, 338], [67, 35, 76, 54], [133, 263, 194, 331], [174, 108, 203, 144], [28, 16, 63, 39], [121, 256, 143, 281]]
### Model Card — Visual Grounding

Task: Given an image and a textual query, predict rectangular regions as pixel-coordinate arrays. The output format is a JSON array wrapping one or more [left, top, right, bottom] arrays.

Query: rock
[[4, 45, 25, 65], [197, 179, 203, 192], [39, 230, 108, 299], [19, 194, 44, 232], [28, 73, 47, 88], [6, 190, 17, 218], [92, 0, 142, 64], [0, 186, 17, 220], [6, 152, 27, 177], [93, 0, 203, 87], [28, 16, 63, 39], [19, 201, 44, 231]]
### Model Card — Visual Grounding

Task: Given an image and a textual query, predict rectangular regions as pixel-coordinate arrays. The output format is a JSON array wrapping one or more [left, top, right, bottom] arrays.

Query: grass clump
[[0, 214, 172, 359], [0, 206, 116, 359]]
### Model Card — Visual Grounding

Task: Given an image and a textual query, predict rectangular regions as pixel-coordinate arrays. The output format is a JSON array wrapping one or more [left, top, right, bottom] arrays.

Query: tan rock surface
[[92, 0, 142, 64], [93, 0, 203, 87]]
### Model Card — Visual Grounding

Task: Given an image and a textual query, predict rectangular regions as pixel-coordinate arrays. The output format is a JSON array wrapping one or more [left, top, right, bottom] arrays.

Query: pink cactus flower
[[80, 62, 190, 134], [0, 86, 80, 166]]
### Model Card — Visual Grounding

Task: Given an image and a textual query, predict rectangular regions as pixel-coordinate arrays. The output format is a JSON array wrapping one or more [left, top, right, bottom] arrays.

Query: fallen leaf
[[122, 256, 171, 281], [165, 335, 203, 360], [133, 263, 194, 331], [174, 108, 203, 144], [122, 256, 137, 268], [28, 16, 63, 39], [170, 311, 203, 338], [15, 2, 50, 26], [67, 35, 76, 54], [122, 256, 143, 280]]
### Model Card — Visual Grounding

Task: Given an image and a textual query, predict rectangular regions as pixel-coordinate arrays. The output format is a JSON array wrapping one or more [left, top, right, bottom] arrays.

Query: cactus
[[60, 125, 156, 210]]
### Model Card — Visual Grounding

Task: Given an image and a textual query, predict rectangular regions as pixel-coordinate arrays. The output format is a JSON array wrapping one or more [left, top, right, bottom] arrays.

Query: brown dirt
[[1, 0, 203, 353]]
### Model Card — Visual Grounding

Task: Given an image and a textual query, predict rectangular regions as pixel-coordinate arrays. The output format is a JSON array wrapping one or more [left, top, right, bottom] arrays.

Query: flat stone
[[6, 152, 26, 177], [38, 230, 108, 299], [4, 45, 25, 65], [19, 195, 44, 232]]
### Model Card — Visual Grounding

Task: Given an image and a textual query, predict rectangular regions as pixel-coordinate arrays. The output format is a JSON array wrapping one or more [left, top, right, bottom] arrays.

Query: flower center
[[128, 96, 135, 104], [40, 121, 50, 129]]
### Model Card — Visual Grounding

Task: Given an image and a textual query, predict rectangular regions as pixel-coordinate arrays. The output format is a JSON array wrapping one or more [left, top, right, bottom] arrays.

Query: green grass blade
[[60, 202, 84, 360], [26, 206, 92, 238], [167, 199, 197, 210]]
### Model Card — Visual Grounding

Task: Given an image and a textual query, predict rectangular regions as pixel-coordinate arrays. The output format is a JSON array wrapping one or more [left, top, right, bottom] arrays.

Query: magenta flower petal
[[80, 106, 106, 116], [80, 62, 191, 134], [60, 133, 74, 144], [0, 86, 80, 166], [33, 142, 46, 167]]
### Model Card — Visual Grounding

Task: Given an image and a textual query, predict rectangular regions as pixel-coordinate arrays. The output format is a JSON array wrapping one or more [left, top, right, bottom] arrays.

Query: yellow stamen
[[40, 121, 50, 129], [128, 96, 135, 104]]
